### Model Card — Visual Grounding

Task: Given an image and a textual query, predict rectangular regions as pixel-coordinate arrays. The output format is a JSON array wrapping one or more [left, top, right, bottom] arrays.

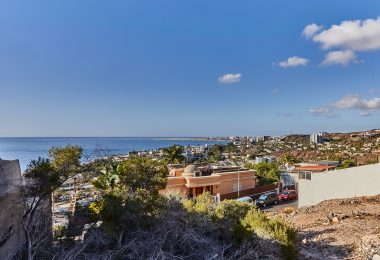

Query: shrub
[[215, 199, 253, 224], [241, 209, 297, 259], [214, 200, 255, 243], [283, 207, 295, 214], [183, 192, 215, 215]]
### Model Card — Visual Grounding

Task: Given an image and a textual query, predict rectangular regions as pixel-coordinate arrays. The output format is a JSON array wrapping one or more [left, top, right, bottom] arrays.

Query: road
[[261, 199, 298, 212]]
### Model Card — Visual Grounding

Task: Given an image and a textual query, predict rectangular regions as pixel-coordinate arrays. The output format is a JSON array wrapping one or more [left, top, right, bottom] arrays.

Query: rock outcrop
[[0, 159, 24, 259]]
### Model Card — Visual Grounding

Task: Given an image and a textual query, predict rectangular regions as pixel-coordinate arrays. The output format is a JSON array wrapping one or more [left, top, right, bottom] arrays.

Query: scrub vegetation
[[18, 146, 297, 260]]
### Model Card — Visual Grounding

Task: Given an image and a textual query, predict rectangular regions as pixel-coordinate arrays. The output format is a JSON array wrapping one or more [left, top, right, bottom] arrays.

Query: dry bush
[[282, 207, 295, 215], [52, 198, 286, 259]]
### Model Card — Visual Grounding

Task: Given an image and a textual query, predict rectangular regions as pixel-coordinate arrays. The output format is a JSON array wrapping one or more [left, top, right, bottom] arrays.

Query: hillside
[[274, 195, 380, 259]]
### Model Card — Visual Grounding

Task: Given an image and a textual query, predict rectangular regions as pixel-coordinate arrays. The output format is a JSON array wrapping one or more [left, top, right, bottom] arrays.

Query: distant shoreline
[[156, 137, 209, 141]]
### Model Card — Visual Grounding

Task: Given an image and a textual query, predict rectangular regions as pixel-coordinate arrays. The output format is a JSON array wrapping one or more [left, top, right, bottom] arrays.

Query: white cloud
[[302, 23, 323, 38], [277, 56, 309, 68], [218, 73, 241, 84], [310, 94, 380, 118], [334, 95, 380, 110], [312, 17, 380, 51], [309, 106, 337, 118], [321, 50, 357, 66], [359, 111, 372, 117]]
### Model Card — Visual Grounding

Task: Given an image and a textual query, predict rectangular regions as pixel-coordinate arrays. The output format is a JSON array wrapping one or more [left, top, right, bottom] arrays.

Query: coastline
[[156, 137, 209, 141]]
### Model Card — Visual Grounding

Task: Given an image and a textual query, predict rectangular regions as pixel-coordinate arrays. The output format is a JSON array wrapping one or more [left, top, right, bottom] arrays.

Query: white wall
[[299, 163, 380, 207]]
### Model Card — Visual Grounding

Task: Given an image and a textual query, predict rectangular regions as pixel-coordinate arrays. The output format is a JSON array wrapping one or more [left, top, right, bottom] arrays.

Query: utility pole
[[232, 159, 241, 198], [238, 165, 240, 197]]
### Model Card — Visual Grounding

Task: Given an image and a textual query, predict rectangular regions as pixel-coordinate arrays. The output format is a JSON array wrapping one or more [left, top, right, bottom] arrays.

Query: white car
[[237, 196, 254, 204]]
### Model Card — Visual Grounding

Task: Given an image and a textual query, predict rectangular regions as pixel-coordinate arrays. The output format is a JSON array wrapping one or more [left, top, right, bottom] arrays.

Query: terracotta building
[[162, 164, 256, 198]]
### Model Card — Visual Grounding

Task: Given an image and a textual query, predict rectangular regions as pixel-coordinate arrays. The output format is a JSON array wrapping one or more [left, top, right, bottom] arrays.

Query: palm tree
[[162, 145, 185, 164], [282, 154, 297, 165]]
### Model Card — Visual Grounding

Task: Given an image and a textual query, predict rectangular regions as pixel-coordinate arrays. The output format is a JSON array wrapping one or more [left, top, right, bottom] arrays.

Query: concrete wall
[[0, 159, 24, 259], [299, 163, 380, 207]]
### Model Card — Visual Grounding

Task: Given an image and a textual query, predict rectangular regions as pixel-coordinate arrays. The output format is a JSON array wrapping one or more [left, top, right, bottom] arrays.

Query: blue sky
[[1, 0, 380, 137]]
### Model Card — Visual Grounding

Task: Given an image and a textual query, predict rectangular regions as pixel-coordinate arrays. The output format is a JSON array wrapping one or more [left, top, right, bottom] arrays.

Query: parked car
[[278, 190, 298, 201], [255, 192, 278, 207], [237, 196, 254, 204]]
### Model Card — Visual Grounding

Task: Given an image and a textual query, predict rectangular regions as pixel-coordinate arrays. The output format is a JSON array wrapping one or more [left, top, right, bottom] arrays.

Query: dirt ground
[[271, 195, 380, 259]]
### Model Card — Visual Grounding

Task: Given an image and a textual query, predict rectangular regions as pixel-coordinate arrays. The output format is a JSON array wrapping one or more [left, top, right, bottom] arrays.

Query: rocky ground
[[271, 195, 380, 259]]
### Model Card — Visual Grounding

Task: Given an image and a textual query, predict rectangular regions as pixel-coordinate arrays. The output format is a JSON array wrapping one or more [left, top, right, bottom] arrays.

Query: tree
[[252, 162, 280, 184], [21, 145, 83, 260], [224, 143, 238, 154], [281, 154, 298, 165], [161, 145, 185, 164], [92, 163, 120, 192], [48, 145, 83, 173], [207, 144, 223, 162], [340, 159, 356, 169], [89, 156, 168, 246]]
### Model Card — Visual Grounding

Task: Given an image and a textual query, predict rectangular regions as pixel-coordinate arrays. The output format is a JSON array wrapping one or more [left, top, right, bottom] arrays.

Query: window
[[259, 194, 268, 200]]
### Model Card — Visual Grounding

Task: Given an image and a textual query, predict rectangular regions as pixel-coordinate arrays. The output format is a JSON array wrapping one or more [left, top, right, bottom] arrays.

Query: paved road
[[261, 199, 298, 212]]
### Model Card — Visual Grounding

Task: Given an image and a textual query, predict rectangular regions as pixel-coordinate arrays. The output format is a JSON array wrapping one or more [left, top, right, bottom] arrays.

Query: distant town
[[31, 129, 380, 240], [114, 129, 380, 167], [1, 128, 380, 259]]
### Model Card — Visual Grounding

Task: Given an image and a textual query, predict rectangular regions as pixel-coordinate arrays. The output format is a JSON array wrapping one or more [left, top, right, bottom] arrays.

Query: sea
[[0, 137, 226, 171]]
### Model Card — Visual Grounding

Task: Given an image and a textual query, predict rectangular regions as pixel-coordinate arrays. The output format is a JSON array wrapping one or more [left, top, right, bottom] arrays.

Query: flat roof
[[294, 165, 336, 171]]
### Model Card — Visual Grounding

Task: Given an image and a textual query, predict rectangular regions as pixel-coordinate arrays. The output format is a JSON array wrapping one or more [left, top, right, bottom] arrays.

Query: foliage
[[161, 145, 185, 164], [283, 207, 296, 214], [246, 162, 280, 184], [207, 144, 223, 162], [92, 163, 120, 192], [22, 146, 297, 259], [54, 226, 67, 240], [24, 145, 83, 198], [215, 200, 253, 225], [339, 159, 356, 169], [22, 145, 84, 260], [89, 156, 169, 245], [183, 194, 296, 258], [48, 145, 83, 173], [118, 156, 168, 192], [183, 192, 215, 215], [24, 158, 60, 198], [224, 142, 238, 154], [241, 209, 297, 259], [281, 154, 298, 165]]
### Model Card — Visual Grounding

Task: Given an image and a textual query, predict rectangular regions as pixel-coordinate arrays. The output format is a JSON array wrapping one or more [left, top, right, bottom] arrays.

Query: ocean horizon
[[0, 137, 226, 171]]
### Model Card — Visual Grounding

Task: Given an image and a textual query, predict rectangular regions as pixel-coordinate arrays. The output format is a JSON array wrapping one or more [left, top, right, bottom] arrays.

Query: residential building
[[310, 133, 323, 144], [162, 164, 256, 198], [293, 165, 336, 173], [255, 156, 276, 164]]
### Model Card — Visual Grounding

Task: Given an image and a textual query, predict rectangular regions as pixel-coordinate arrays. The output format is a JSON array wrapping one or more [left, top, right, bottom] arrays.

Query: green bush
[[183, 192, 215, 215], [241, 209, 297, 259], [215, 199, 253, 225], [183, 194, 297, 258]]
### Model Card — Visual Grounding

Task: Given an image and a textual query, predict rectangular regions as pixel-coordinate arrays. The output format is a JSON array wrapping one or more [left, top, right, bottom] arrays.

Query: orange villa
[[161, 164, 256, 198]]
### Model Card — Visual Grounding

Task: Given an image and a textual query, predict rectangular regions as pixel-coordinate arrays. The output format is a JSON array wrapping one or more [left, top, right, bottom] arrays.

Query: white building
[[310, 133, 323, 144]]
